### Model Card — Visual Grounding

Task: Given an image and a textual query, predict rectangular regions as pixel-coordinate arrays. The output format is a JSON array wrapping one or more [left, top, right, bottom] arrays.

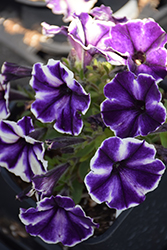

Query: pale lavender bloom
[[45, 0, 97, 22], [90, 4, 128, 23], [42, 22, 68, 38], [101, 71, 166, 138], [104, 18, 167, 82], [1, 62, 32, 85], [30, 59, 90, 135], [19, 195, 98, 246], [85, 137, 165, 210], [0, 75, 10, 119], [0, 116, 47, 182], [42, 13, 122, 68]]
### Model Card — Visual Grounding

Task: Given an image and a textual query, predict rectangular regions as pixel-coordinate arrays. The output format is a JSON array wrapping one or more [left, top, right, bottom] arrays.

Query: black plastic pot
[[1, 167, 167, 250]]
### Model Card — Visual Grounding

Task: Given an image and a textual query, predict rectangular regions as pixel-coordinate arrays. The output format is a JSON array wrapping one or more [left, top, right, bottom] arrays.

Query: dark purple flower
[[101, 72, 166, 138], [0, 75, 10, 119], [45, 0, 97, 22], [1, 62, 32, 85], [19, 195, 98, 246], [84, 137, 165, 210], [104, 18, 167, 82], [32, 163, 70, 199], [0, 116, 47, 182], [30, 59, 90, 135]]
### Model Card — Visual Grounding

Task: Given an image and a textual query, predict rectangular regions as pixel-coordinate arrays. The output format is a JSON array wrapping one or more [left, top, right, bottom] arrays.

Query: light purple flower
[[30, 59, 90, 135], [0, 116, 47, 182], [0, 75, 10, 119], [42, 13, 119, 68], [32, 163, 70, 199], [101, 71, 166, 138], [90, 4, 128, 23], [19, 195, 98, 246], [45, 0, 97, 22], [42, 22, 68, 37], [85, 137, 165, 210], [104, 18, 167, 82]]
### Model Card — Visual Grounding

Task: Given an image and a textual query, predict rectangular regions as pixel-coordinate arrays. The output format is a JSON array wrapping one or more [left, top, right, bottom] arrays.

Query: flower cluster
[[0, 0, 167, 248]]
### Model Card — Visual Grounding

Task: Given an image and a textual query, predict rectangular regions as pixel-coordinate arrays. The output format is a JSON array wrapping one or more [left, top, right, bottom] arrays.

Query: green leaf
[[79, 160, 90, 180], [71, 179, 84, 204], [44, 128, 61, 140], [79, 68, 84, 80], [61, 57, 69, 67], [160, 132, 167, 148], [163, 99, 167, 111], [76, 141, 95, 157], [95, 134, 106, 149], [104, 127, 114, 137]]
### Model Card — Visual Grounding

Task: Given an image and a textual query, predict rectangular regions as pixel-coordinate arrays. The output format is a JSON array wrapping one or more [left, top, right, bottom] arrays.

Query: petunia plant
[[0, 1, 167, 248]]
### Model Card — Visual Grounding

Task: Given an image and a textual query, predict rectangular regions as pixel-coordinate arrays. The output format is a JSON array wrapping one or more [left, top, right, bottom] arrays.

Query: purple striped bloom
[[0, 116, 47, 182], [85, 137, 165, 210], [101, 71, 166, 138], [30, 59, 90, 136], [104, 18, 167, 82], [19, 195, 98, 246]]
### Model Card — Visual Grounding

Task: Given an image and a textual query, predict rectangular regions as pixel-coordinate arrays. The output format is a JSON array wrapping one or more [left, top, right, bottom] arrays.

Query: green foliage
[[79, 160, 90, 180], [71, 178, 84, 204], [160, 132, 167, 148]]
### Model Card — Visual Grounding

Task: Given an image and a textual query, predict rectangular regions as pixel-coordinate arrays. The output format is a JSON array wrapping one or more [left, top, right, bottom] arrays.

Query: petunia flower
[[45, 0, 97, 22], [0, 116, 47, 182], [1, 62, 32, 85], [101, 71, 166, 138], [90, 4, 128, 23], [84, 137, 165, 210], [32, 163, 70, 199], [42, 13, 122, 68], [0, 75, 10, 119], [104, 18, 167, 82], [19, 195, 98, 246], [30, 59, 90, 136]]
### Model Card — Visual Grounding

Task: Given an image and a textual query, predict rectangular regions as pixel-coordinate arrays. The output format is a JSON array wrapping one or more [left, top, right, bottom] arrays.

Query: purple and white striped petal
[[0, 116, 47, 182], [0, 75, 10, 119], [45, 0, 97, 22], [19, 195, 98, 246], [101, 71, 166, 138], [104, 18, 167, 81], [30, 59, 90, 136], [84, 137, 165, 210]]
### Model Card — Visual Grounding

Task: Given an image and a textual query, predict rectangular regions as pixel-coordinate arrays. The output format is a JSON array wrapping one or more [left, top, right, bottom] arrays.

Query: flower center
[[60, 84, 72, 95], [113, 162, 121, 169], [132, 51, 146, 66], [135, 100, 145, 113]]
